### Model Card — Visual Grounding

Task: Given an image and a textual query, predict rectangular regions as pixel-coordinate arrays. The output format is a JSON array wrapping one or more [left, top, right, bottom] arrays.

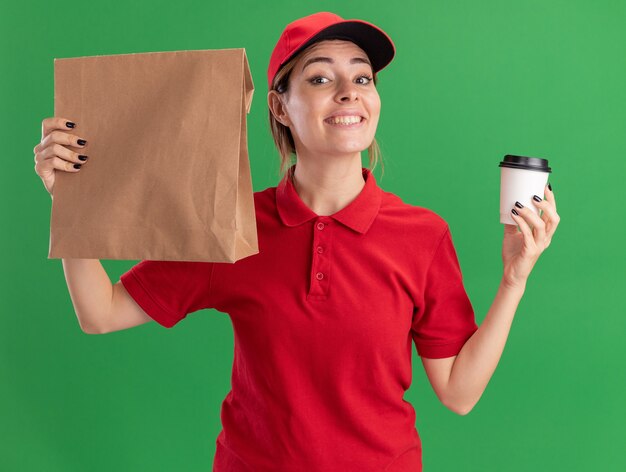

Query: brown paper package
[[49, 48, 258, 263]]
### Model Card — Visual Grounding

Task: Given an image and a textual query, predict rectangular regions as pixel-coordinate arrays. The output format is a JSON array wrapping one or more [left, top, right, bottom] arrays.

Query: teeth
[[326, 115, 362, 125]]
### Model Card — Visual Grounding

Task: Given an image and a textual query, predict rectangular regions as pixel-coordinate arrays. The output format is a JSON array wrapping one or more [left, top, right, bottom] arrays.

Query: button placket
[[309, 217, 332, 299]]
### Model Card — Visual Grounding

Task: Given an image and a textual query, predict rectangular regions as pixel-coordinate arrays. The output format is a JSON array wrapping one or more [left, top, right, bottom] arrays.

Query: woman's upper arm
[[99, 281, 153, 333], [420, 355, 456, 405]]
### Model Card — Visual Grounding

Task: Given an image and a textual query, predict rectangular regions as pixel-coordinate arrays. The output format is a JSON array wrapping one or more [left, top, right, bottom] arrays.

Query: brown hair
[[268, 41, 385, 185]]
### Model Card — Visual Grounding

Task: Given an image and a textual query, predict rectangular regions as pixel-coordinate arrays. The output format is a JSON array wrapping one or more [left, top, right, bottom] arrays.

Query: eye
[[355, 75, 373, 85], [309, 76, 330, 85]]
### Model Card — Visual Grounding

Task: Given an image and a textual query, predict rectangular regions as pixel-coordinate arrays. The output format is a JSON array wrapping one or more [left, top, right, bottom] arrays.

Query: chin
[[325, 138, 372, 154], [335, 143, 371, 154], [297, 135, 373, 157]]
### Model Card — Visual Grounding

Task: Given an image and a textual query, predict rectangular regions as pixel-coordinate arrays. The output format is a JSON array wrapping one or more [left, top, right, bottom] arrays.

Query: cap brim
[[285, 20, 395, 74]]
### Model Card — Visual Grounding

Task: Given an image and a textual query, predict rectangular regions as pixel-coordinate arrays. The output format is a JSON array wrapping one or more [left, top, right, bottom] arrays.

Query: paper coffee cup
[[499, 154, 551, 225]]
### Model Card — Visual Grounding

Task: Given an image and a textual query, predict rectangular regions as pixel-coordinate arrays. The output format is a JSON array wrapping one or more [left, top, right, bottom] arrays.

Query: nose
[[334, 78, 358, 103]]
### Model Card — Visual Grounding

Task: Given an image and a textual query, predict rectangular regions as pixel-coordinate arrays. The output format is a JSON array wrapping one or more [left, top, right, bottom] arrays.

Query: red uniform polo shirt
[[120, 165, 478, 471]]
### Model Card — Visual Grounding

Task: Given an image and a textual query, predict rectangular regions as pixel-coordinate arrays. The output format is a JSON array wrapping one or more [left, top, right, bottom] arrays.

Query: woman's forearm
[[62, 258, 113, 334], [441, 185, 559, 414], [445, 279, 526, 414]]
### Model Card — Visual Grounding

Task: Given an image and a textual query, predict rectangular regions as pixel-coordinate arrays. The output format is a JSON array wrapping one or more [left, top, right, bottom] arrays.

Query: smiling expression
[[275, 40, 381, 158]]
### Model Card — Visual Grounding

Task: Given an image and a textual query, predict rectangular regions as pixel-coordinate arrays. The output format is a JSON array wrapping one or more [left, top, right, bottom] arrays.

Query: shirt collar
[[276, 165, 382, 234]]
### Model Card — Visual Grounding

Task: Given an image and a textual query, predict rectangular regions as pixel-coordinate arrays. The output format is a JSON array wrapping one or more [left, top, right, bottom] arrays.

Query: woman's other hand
[[33, 117, 89, 197], [501, 184, 560, 289]]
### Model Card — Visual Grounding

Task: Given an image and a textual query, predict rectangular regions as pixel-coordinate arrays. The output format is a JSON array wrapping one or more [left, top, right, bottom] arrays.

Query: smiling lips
[[324, 115, 364, 126]]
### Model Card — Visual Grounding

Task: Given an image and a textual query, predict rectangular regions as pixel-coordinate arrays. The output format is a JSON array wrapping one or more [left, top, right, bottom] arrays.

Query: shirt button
[[316, 246, 324, 253], [316, 222, 325, 230], [316, 272, 324, 280]]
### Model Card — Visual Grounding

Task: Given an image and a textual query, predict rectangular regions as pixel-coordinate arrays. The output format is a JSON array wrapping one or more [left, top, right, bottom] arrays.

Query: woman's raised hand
[[33, 117, 89, 197], [501, 184, 560, 289]]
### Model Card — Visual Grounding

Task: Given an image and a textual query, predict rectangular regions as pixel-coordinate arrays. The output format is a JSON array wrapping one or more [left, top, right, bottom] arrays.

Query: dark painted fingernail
[[515, 201, 524, 209], [533, 195, 542, 202], [73, 163, 82, 169], [548, 182, 552, 191], [511, 208, 519, 216], [66, 121, 75, 128], [78, 155, 88, 161], [77, 139, 87, 146]]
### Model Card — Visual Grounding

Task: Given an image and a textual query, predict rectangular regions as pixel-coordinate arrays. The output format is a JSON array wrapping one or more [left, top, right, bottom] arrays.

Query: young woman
[[34, 11, 560, 472]]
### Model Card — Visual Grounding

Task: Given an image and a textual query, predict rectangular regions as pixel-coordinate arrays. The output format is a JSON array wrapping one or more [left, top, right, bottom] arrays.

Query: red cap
[[267, 12, 396, 89]]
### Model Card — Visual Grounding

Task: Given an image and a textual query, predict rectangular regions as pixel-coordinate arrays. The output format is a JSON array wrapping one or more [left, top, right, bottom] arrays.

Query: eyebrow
[[301, 56, 372, 72]]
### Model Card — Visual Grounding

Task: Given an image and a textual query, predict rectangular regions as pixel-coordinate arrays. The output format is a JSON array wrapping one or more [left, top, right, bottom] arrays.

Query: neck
[[291, 153, 366, 216]]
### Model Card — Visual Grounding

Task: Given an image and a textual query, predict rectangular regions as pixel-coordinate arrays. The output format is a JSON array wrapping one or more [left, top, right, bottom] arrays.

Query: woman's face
[[274, 40, 381, 158]]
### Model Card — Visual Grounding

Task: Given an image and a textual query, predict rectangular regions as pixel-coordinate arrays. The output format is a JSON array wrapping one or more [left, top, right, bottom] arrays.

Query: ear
[[267, 90, 292, 127]]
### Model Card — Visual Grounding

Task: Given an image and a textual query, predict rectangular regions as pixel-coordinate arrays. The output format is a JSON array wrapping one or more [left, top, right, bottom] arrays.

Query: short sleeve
[[412, 228, 478, 358], [120, 260, 214, 328]]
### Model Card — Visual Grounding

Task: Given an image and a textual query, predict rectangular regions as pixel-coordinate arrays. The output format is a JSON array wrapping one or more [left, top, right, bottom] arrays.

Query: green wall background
[[2, 0, 624, 470]]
